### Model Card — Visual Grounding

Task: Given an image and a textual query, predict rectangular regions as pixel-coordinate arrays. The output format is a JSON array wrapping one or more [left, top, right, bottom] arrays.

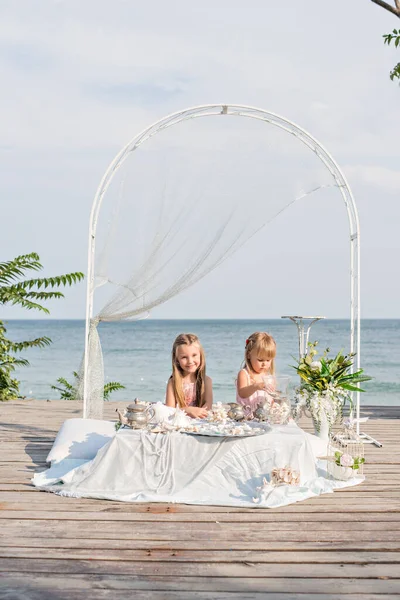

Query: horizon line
[[2, 317, 399, 322]]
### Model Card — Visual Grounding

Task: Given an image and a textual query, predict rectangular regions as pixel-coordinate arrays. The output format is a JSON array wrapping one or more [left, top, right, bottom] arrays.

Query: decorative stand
[[327, 429, 365, 480], [281, 315, 325, 359]]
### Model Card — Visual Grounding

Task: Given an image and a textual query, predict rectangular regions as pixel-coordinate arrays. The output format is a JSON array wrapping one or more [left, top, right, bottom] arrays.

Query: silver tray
[[182, 425, 269, 438]]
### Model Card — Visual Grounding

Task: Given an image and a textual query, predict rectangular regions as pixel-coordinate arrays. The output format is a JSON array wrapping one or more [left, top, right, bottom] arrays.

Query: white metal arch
[[84, 103, 361, 430]]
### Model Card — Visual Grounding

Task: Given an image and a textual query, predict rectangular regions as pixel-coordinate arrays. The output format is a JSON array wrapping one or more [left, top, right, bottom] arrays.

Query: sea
[[2, 319, 399, 406]]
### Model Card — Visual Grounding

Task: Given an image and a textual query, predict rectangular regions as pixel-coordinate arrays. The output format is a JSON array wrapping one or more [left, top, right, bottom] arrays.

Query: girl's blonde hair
[[244, 332, 276, 375], [171, 333, 206, 409]]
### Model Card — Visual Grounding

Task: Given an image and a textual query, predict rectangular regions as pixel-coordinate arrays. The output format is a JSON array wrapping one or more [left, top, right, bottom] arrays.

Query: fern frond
[[103, 381, 125, 401], [8, 337, 52, 352], [56, 377, 74, 390], [34, 273, 85, 289], [6, 297, 50, 313], [0, 253, 42, 284], [1, 287, 65, 301], [0, 357, 29, 369], [50, 384, 76, 400]]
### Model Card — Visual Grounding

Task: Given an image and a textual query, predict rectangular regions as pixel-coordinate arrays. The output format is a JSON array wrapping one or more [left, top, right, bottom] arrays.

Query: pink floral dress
[[236, 369, 273, 418], [183, 382, 197, 407]]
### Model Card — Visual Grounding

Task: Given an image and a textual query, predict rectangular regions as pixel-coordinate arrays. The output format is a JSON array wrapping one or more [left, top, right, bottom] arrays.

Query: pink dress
[[183, 382, 197, 407], [236, 369, 273, 418]]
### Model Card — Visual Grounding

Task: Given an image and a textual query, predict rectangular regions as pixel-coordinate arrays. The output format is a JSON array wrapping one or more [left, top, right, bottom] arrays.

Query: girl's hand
[[185, 406, 209, 419], [255, 380, 268, 391], [256, 380, 275, 394]]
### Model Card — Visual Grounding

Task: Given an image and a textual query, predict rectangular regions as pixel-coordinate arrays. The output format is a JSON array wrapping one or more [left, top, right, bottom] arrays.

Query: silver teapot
[[116, 398, 155, 429], [227, 403, 245, 421]]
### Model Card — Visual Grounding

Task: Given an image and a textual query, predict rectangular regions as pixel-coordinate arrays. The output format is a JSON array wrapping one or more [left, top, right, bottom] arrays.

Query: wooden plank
[[3, 585, 396, 600], [0, 547, 399, 564], [0, 484, 400, 506], [1, 537, 400, 551], [2, 573, 400, 600], [1, 573, 400, 596], [1, 521, 400, 542], [1, 557, 400, 578], [1, 493, 399, 509], [2, 503, 400, 520], [1, 483, 400, 498], [2, 511, 400, 527]]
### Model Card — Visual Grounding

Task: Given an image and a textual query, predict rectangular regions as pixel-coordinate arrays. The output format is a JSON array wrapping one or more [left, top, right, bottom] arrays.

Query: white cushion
[[46, 418, 116, 464]]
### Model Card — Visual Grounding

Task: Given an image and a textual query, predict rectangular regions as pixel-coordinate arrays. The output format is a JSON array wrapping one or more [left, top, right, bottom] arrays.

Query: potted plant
[[292, 342, 371, 439], [329, 450, 365, 480]]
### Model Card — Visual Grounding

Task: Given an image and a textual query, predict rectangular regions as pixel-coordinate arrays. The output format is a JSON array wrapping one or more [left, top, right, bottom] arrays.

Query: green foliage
[[383, 29, 400, 47], [291, 342, 372, 431], [383, 29, 400, 81], [51, 371, 125, 401], [292, 342, 372, 395], [0, 252, 84, 401], [51, 371, 79, 400], [0, 253, 84, 313], [104, 381, 126, 401]]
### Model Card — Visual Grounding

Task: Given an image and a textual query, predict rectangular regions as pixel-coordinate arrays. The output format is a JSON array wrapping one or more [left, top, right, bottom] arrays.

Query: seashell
[[283, 471, 291, 484], [253, 476, 275, 503], [270, 465, 300, 486], [150, 426, 163, 434]]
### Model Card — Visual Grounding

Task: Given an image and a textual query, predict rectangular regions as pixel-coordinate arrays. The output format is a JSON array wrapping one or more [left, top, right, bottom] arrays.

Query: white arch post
[[83, 104, 361, 433]]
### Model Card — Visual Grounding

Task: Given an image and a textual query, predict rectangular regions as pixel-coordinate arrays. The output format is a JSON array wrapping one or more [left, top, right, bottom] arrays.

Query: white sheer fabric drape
[[78, 117, 338, 418]]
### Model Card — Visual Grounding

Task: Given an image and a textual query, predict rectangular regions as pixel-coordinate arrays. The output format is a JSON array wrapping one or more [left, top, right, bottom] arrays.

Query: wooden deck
[[0, 400, 399, 600]]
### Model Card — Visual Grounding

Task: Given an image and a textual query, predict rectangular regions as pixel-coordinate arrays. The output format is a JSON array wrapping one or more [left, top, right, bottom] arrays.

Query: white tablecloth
[[33, 422, 363, 508]]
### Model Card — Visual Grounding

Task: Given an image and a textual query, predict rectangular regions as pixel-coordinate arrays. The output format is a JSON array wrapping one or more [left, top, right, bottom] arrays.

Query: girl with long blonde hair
[[165, 333, 213, 418]]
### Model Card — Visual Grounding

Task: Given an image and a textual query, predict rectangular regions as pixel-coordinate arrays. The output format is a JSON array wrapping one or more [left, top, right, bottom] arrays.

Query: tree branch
[[370, 0, 400, 17]]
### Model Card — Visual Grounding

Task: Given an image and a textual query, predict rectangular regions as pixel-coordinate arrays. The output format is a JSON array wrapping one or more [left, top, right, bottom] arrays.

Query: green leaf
[[340, 383, 367, 393], [0, 253, 84, 400], [104, 381, 125, 401], [9, 337, 52, 352]]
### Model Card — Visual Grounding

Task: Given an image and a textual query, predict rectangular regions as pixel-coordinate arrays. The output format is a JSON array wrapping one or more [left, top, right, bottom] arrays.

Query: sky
[[1, 0, 399, 320]]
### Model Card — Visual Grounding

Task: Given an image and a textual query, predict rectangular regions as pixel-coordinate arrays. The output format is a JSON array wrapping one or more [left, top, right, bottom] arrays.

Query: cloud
[[0, 0, 399, 318], [87, 81, 187, 105], [344, 164, 400, 194]]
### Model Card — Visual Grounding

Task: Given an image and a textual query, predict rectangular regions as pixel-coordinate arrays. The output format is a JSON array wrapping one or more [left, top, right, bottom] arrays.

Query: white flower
[[339, 453, 354, 468], [310, 361, 322, 371]]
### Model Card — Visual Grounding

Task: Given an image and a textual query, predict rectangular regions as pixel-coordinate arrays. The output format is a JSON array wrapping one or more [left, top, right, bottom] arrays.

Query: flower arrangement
[[292, 342, 371, 433], [334, 450, 365, 471], [328, 449, 365, 480]]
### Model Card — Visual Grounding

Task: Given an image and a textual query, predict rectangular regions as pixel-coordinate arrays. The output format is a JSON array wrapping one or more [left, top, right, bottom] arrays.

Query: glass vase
[[313, 406, 330, 441]]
